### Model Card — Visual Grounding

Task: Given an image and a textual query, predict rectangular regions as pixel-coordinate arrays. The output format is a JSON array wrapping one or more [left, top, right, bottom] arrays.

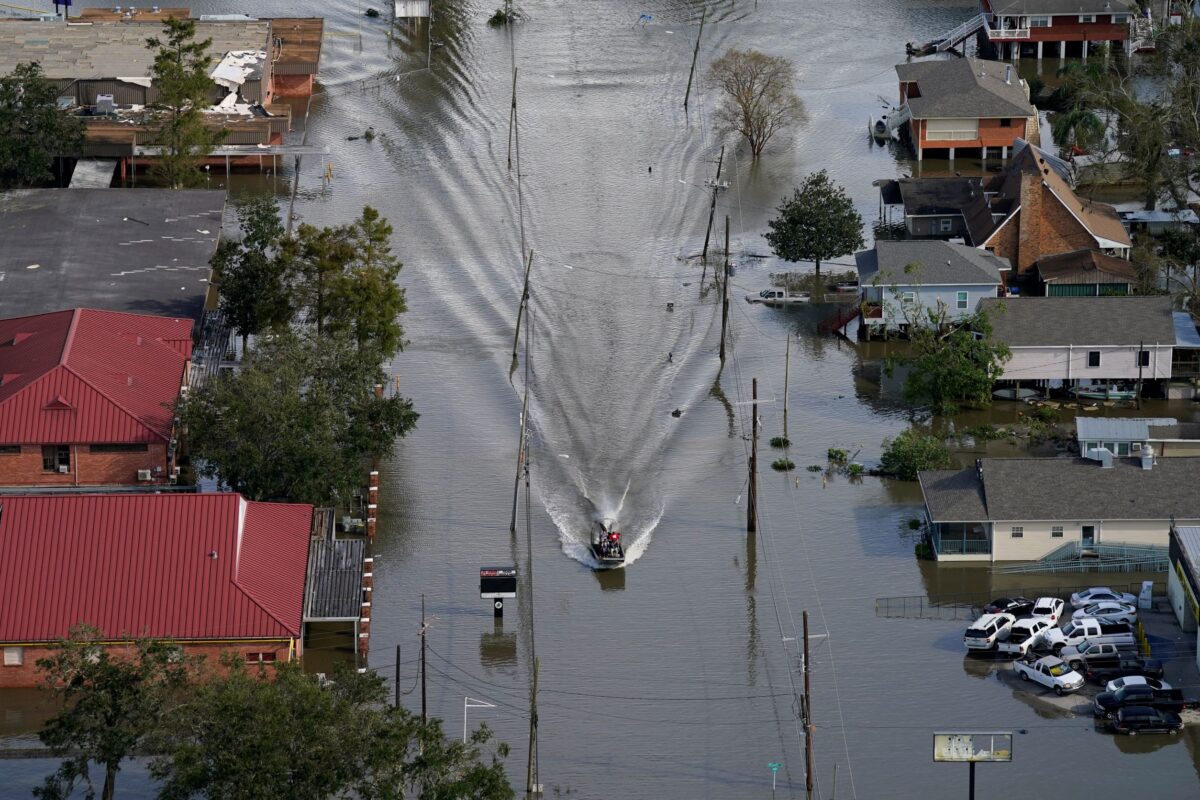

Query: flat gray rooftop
[[0, 188, 225, 322]]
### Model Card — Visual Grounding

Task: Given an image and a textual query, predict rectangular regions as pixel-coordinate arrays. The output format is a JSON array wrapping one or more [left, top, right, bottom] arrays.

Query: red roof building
[[0, 308, 193, 487], [0, 493, 313, 687]]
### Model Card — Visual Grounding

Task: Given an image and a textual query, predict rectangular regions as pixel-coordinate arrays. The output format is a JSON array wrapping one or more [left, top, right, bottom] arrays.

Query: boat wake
[[539, 474, 664, 569]]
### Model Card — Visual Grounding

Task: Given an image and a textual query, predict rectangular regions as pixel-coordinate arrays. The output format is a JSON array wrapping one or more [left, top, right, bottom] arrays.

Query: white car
[[1031, 597, 1065, 624], [963, 613, 1016, 651], [1071, 601, 1138, 625], [1105, 675, 1173, 694], [1069, 587, 1137, 609]]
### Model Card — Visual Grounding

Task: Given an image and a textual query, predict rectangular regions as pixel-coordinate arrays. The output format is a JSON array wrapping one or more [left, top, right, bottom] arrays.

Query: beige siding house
[[919, 456, 1200, 562]]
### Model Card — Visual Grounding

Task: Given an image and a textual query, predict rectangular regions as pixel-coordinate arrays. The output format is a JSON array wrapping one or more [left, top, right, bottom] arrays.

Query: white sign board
[[933, 732, 1012, 763]]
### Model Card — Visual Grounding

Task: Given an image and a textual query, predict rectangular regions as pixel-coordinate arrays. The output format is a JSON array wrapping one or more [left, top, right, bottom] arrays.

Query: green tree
[[764, 170, 864, 296], [146, 17, 225, 188], [216, 196, 293, 350], [707, 48, 806, 158], [35, 625, 194, 800], [151, 660, 514, 800], [0, 62, 85, 189], [179, 330, 417, 504], [328, 206, 408, 357], [880, 427, 952, 481], [292, 221, 356, 335]]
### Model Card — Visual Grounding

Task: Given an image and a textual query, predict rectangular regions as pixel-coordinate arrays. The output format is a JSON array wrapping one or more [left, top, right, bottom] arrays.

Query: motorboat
[[992, 387, 1040, 401], [591, 519, 625, 566], [830, 280, 859, 294], [1070, 384, 1137, 401]]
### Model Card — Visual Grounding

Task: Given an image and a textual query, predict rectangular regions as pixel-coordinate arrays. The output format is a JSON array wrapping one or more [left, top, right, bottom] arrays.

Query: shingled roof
[[987, 0, 1136, 14], [896, 58, 1034, 120], [980, 296, 1176, 347], [856, 240, 1009, 286]]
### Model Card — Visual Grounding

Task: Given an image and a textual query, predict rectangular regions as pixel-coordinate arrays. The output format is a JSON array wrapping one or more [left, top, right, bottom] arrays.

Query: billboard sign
[[479, 567, 518, 599], [932, 732, 1013, 763]]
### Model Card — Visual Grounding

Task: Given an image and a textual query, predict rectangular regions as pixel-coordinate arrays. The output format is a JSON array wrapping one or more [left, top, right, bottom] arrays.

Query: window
[[88, 443, 149, 453], [956, 291, 969, 310], [1137, 351, 1150, 368], [901, 291, 917, 303], [1078, 14, 1096, 23], [245, 651, 278, 664], [1116, 442, 1130, 456], [1011, 526, 1024, 538], [1113, 14, 1129, 23], [940, 218, 953, 233], [1103, 442, 1118, 454], [1087, 351, 1101, 368], [0, 445, 19, 455], [3, 646, 23, 666], [1051, 526, 1064, 538], [999, 118, 1012, 128], [41, 445, 69, 472], [1029, 16, 1051, 27]]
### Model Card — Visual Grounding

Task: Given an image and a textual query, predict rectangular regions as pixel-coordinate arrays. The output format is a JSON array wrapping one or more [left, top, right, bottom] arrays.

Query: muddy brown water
[[4, 0, 1200, 796]]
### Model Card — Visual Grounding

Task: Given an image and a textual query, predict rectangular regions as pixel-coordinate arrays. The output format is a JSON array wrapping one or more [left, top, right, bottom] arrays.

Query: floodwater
[[5, 0, 1200, 798]]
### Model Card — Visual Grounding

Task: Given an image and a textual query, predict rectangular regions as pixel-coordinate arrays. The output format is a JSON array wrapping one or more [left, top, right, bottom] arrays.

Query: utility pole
[[803, 610, 814, 800], [1136, 340, 1145, 410], [510, 297, 532, 533], [783, 335, 791, 441], [426, 1, 434, 70], [420, 595, 428, 726], [395, 643, 402, 707], [507, 67, 518, 171], [720, 215, 730, 362], [683, 8, 706, 110], [511, 249, 534, 361], [525, 657, 540, 797], [701, 145, 725, 261], [748, 377, 758, 533]]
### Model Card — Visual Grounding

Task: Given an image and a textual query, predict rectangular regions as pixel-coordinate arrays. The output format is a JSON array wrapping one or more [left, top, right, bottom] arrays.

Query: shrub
[[962, 424, 1003, 442], [806, 464, 823, 472], [827, 447, 848, 463], [845, 463, 865, 477], [770, 436, 791, 448], [880, 428, 952, 481], [771, 458, 796, 472], [907, 518, 922, 530]]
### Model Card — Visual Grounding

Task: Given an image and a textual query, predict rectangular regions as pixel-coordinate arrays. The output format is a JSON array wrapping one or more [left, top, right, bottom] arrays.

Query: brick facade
[[0, 442, 172, 487], [987, 176, 1100, 275], [0, 640, 294, 688]]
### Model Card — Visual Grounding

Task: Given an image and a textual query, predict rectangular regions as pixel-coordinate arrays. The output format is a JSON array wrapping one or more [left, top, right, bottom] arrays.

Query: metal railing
[[987, 28, 1031, 39], [923, 130, 981, 142], [935, 537, 992, 555], [935, 13, 989, 51], [877, 580, 1166, 620], [991, 542, 1170, 575]]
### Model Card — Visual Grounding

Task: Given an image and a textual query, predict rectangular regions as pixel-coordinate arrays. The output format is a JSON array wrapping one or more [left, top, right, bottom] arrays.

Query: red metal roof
[[0, 308, 192, 444], [0, 493, 313, 643]]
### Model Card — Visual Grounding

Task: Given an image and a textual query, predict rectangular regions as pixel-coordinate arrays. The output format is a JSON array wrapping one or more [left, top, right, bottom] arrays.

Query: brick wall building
[[0, 309, 192, 487], [0, 494, 312, 688]]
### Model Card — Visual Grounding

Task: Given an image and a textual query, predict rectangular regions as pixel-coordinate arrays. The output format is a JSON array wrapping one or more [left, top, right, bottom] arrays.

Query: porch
[[929, 522, 992, 561]]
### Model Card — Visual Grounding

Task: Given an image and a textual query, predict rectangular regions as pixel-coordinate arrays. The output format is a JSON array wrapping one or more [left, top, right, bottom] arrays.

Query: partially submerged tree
[[151, 660, 514, 800], [764, 170, 864, 295], [179, 330, 417, 504], [215, 196, 293, 351], [880, 427, 952, 481], [708, 48, 805, 158], [327, 206, 408, 357], [0, 62, 85, 189], [35, 625, 195, 800], [146, 17, 225, 188]]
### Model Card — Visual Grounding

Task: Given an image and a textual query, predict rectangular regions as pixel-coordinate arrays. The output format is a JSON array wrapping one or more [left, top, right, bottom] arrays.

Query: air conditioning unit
[[168, 475, 178, 485], [57, 465, 69, 474], [172, 466, 181, 477], [137, 468, 152, 481], [95, 94, 116, 115]]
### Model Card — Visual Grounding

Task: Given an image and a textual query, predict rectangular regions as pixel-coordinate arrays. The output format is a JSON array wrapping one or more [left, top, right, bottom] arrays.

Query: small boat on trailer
[[591, 519, 625, 566], [1070, 384, 1137, 401]]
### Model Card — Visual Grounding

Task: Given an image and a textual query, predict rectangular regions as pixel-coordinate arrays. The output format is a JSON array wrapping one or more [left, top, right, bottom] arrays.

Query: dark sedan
[[1107, 706, 1183, 736], [984, 597, 1035, 617]]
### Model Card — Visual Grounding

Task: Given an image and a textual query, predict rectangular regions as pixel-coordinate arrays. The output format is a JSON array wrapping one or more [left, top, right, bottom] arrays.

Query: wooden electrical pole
[[720, 216, 731, 361], [701, 145, 725, 261], [803, 610, 814, 800], [683, 8, 706, 110], [748, 377, 758, 532], [512, 249, 534, 361], [783, 335, 791, 440], [420, 595, 428, 726], [510, 311, 532, 533], [1136, 340, 1145, 410], [507, 67, 518, 171], [525, 657, 540, 797], [395, 643, 402, 707]]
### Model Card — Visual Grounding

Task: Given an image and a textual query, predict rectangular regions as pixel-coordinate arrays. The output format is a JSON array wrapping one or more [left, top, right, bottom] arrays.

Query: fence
[[876, 580, 1165, 621]]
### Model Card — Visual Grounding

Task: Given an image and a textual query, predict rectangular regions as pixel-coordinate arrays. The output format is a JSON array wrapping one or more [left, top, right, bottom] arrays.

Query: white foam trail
[[542, 481, 664, 569]]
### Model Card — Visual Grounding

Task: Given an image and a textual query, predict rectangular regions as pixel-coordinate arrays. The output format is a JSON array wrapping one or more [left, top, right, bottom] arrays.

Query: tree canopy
[[179, 330, 417, 504], [215, 196, 294, 350], [146, 17, 225, 188], [0, 62, 85, 189], [764, 170, 864, 290], [708, 48, 805, 158], [880, 427, 952, 481]]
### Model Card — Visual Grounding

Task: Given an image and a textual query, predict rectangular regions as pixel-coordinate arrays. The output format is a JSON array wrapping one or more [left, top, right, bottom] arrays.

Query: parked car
[[997, 618, 1053, 656], [1013, 655, 1085, 695], [1071, 601, 1138, 625], [1107, 706, 1184, 736], [1044, 618, 1135, 653], [1086, 657, 1165, 686], [1105, 675, 1173, 694], [1060, 640, 1138, 671], [1031, 597, 1065, 624], [1070, 587, 1137, 609], [745, 288, 810, 306], [1094, 685, 1187, 718], [984, 597, 1035, 617], [963, 613, 1016, 651]]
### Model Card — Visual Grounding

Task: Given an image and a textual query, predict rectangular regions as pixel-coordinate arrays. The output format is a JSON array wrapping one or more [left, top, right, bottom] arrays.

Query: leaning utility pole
[[701, 145, 725, 261], [507, 67, 518, 171], [420, 595, 428, 726], [783, 335, 791, 440], [1136, 340, 1145, 410], [395, 643, 402, 707], [720, 215, 730, 362], [510, 303, 532, 533], [525, 657, 540, 797], [748, 377, 758, 533], [683, 8, 706, 110], [803, 610, 814, 800], [511, 249, 534, 361]]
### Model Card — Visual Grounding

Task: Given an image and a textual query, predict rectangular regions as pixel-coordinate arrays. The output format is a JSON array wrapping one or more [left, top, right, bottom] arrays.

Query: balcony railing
[[987, 28, 1031, 39], [933, 536, 992, 556], [923, 130, 980, 141]]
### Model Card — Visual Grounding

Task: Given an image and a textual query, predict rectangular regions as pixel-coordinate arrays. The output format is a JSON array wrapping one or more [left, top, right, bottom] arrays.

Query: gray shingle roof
[[988, 0, 1136, 15], [855, 240, 1008, 286], [1147, 423, 1200, 442], [1075, 417, 1177, 442], [0, 20, 269, 80], [922, 457, 1200, 522], [980, 296, 1177, 347], [896, 58, 1034, 120]]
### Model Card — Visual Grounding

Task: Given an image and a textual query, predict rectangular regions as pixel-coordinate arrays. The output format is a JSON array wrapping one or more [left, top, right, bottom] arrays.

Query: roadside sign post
[[767, 762, 781, 799], [479, 567, 518, 619], [933, 732, 1012, 799]]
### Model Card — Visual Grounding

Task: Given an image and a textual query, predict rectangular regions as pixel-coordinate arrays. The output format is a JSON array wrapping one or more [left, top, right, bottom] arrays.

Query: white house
[[918, 456, 1200, 562], [856, 240, 1009, 339], [1075, 417, 1178, 458]]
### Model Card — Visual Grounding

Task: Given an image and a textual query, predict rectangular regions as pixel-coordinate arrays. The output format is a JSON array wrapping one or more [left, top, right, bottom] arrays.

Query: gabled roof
[[0, 309, 192, 444], [892, 177, 984, 216], [0, 493, 312, 643], [855, 240, 1009, 286], [987, 0, 1136, 14], [980, 296, 1177, 347], [921, 457, 1200, 522], [1075, 417, 1177, 442], [896, 58, 1035, 120], [1037, 249, 1139, 283]]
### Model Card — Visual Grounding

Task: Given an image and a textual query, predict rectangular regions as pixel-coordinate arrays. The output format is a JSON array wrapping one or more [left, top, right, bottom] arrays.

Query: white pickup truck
[[1012, 655, 1086, 695], [997, 618, 1053, 656], [1043, 617, 1135, 653], [745, 288, 811, 306]]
